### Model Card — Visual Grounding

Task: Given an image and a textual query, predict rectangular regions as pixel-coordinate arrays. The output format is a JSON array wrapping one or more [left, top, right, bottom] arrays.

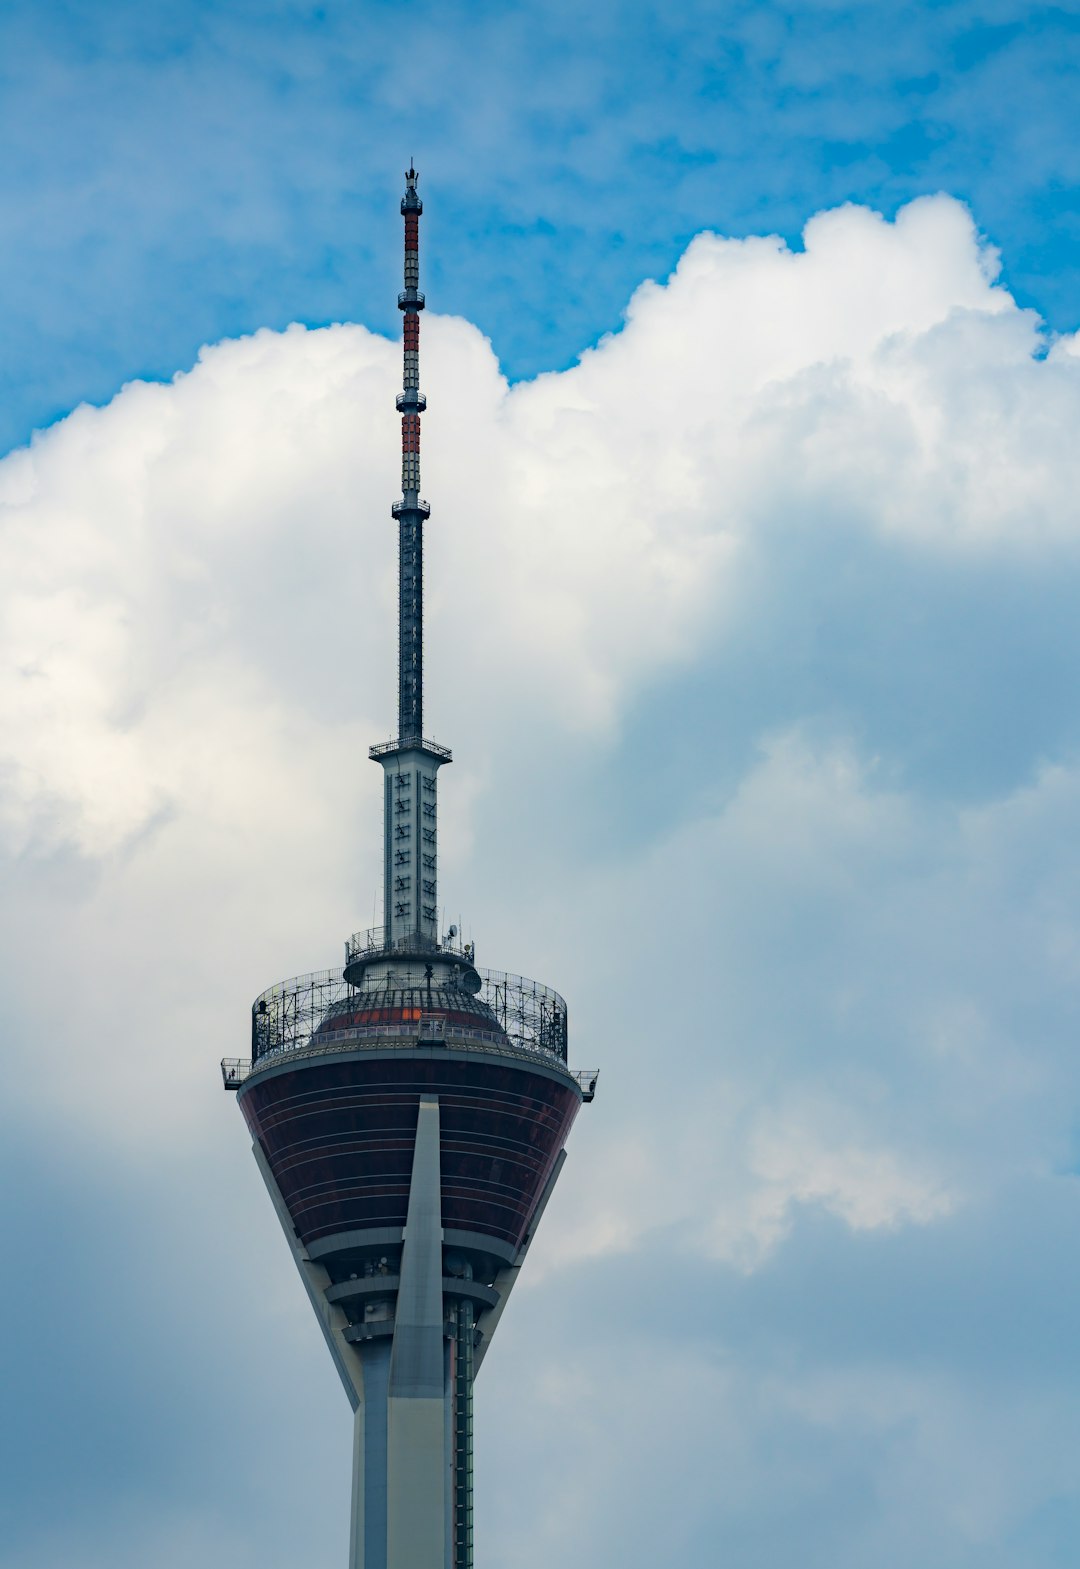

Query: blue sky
[[4, 6, 1080, 1569], [2, 1, 1080, 451]]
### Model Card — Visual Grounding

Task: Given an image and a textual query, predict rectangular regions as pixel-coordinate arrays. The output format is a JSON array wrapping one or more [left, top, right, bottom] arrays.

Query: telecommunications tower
[[222, 167, 596, 1569]]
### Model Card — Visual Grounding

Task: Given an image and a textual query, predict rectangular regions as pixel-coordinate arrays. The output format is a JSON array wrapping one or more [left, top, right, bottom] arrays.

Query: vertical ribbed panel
[[453, 1303, 474, 1569]]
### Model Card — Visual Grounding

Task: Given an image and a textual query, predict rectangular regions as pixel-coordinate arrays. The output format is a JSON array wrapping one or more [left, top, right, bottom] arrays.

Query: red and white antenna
[[394, 163, 428, 743]]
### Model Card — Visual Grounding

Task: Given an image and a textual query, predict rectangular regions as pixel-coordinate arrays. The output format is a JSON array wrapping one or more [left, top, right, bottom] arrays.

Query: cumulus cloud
[[4, 194, 1080, 1567], [3, 196, 1066, 860], [0, 196, 1072, 848]]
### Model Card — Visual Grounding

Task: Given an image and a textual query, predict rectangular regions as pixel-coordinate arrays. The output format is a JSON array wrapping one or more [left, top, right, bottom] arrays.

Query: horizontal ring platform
[[305, 1226, 520, 1271], [391, 498, 431, 519], [368, 735, 451, 761], [325, 1275, 501, 1311]]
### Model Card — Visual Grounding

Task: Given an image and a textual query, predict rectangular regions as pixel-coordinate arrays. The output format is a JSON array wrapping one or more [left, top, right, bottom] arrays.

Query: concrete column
[[387, 1094, 448, 1569]]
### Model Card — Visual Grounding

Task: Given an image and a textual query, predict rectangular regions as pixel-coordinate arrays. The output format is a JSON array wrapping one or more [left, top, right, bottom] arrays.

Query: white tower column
[[378, 746, 447, 949], [387, 1094, 448, 1568]]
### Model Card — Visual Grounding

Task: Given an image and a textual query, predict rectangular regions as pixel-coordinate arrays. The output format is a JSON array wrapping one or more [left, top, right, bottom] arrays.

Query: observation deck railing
[[246, 964, 573, 1069], [222, 1050, 598, 1100], [345, 923, 471, 965], [368, 736, 450, 761]]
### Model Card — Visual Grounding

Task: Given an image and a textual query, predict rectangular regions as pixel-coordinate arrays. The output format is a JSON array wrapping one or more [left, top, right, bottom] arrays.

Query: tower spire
[[374, 166, 449, 952], [394, 163, 428, 743]]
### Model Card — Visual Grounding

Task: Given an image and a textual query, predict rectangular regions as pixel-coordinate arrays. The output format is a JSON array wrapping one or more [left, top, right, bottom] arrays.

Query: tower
[[221, 168, 596, 1569]]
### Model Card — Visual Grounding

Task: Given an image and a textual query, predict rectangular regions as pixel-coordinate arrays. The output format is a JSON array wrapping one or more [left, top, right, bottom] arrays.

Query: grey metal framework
[[248, 965, 573, 1064], [453, 1302, 474, 1564]]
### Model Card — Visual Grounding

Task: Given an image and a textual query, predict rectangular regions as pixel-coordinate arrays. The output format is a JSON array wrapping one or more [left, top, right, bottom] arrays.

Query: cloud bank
[[4, 194, 1080, 1567]]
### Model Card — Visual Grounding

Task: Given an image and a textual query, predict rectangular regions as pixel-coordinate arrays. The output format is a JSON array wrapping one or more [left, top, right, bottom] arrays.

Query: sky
[[3, 4, 1080, 1568]]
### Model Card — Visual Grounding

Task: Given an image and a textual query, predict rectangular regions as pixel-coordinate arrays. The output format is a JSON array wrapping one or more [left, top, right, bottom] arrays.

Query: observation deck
[[222, 951, 596, 1258], [235, 955, 586, 1078]]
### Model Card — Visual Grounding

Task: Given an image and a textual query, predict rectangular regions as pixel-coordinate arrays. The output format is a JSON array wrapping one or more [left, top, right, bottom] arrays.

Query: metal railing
[[482, 968, 568, 1059], [575, 1070, 599, 1102], [222, 1052, 599, 1099], [249, 966, 570, 1067], [345, 924, 471, 965], [368, 736, 451, 762]]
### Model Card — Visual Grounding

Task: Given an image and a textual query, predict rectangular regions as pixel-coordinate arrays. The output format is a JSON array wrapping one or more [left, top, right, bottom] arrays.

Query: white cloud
[[1, 195, 1075, 858], [4, 193, 1080, 1566]]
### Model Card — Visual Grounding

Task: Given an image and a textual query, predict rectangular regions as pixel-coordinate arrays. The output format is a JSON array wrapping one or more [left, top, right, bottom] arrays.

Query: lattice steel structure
[[221, 167, 595, 1569]]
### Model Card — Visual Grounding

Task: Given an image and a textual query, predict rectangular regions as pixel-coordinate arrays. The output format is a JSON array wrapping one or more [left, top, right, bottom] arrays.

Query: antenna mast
[[368, 166, 451, 952], [395, 162, 427, 742]]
